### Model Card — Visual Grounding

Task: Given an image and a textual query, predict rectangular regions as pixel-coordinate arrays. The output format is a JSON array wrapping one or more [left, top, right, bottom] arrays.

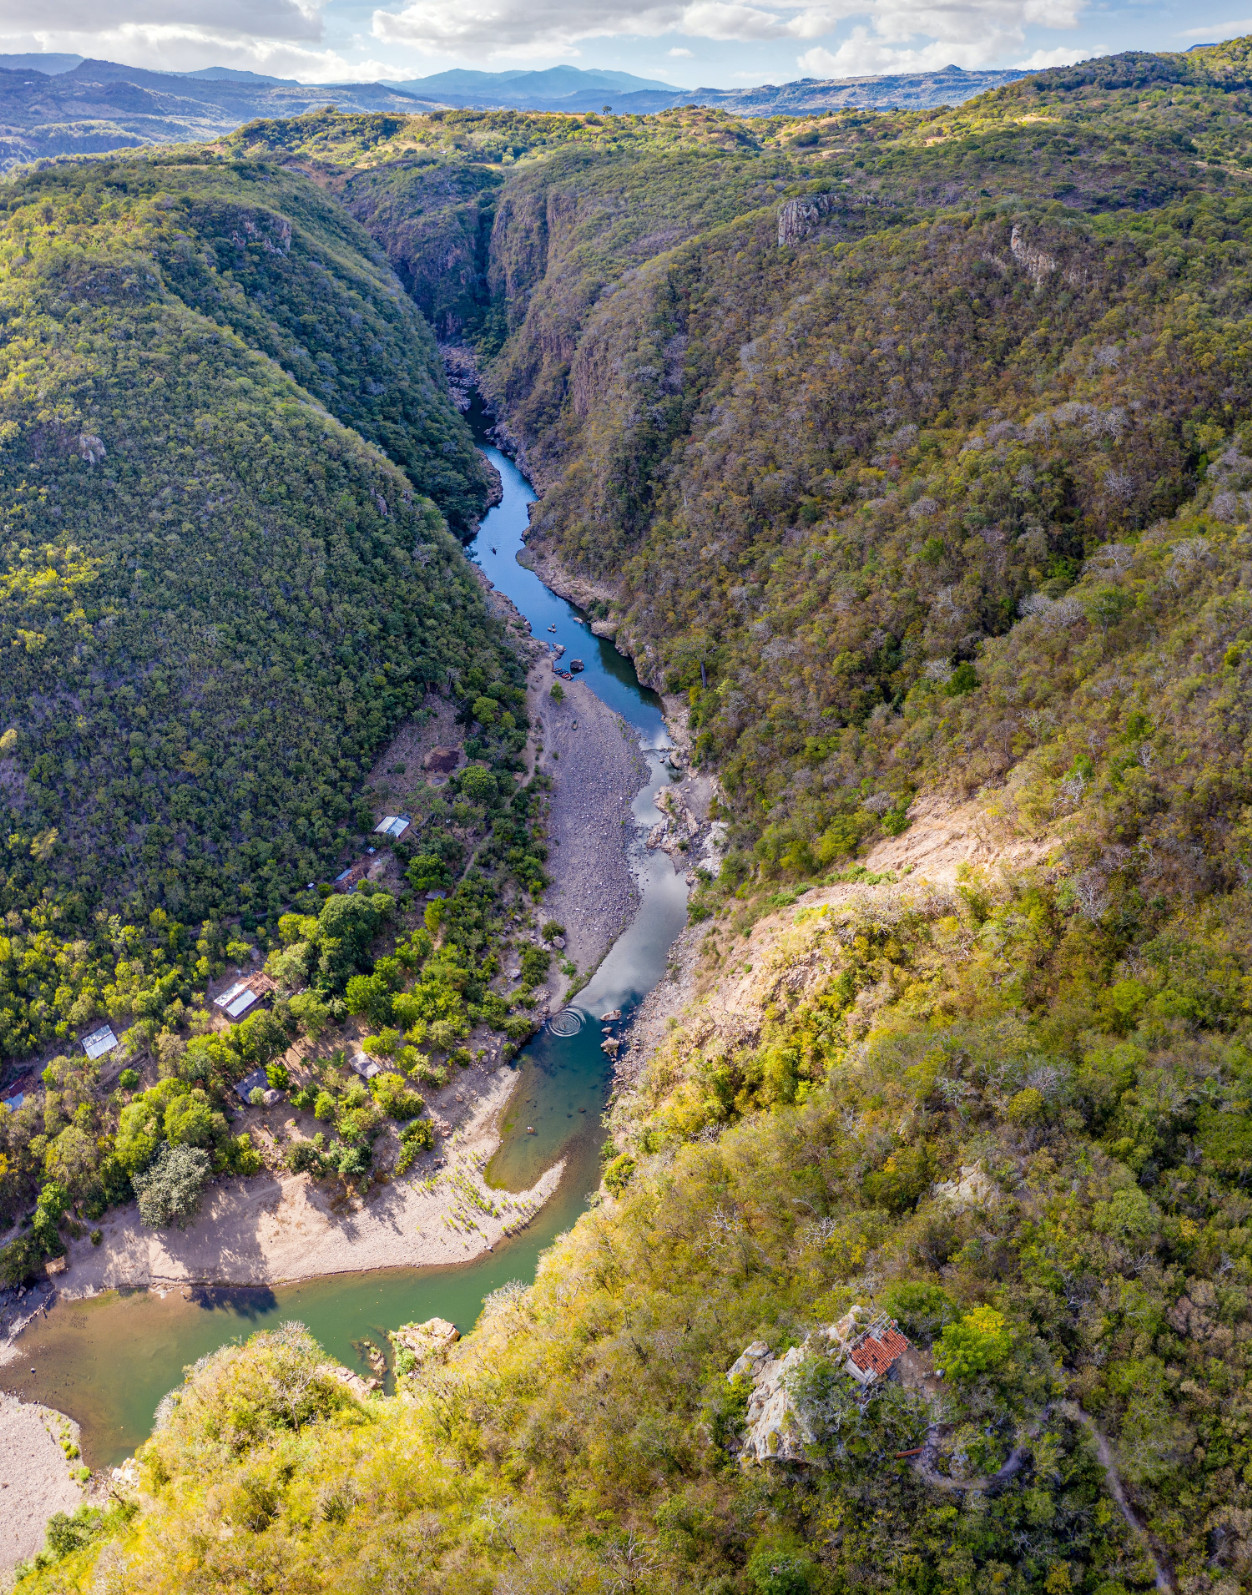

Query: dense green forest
[[0, 150, 557, 1243], [0, 152, 505, 1062], [21, 36, 1252, 1595]]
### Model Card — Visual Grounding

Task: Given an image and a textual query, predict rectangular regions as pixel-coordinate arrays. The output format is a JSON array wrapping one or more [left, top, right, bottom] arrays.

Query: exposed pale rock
[[729, 1305, 913, 1465], [740, 1345, 816, 1463], [391, 1315, 461, 1371], [316, 1362, 380, 1399], [933, 1163, 998, 1211], [777, 192, 836, 246], [726, 1339, 771, 1382]]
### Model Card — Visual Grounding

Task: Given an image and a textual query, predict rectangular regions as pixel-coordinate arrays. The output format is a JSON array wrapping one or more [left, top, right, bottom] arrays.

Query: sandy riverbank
[[534, 672, 649, 989], [0, 1394, 87, 1579], [29, 1069, 559, 1300]]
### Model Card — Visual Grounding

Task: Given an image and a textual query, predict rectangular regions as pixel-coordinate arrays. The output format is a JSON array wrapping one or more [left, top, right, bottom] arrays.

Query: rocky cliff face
[[337, 163, 502, 340]]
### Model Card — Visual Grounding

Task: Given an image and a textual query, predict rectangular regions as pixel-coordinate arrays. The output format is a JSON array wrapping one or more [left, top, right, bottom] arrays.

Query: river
[[0, 421, 688, 1470]]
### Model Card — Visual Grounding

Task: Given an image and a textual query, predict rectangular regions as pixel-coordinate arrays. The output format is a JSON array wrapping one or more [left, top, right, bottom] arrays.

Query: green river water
[[0, 424, 689, 1469]]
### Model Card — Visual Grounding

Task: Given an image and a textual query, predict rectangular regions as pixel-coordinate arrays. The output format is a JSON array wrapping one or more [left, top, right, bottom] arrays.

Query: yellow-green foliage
[[26, 853, 1252, 1590]]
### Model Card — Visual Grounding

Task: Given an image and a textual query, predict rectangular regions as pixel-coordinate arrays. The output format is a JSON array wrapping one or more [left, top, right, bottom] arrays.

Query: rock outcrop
[[727, 1307, 913, 1465], [777, 192, 836, 246], [733, 1343, 817, 1463], [390, 1315, 461, 1374]]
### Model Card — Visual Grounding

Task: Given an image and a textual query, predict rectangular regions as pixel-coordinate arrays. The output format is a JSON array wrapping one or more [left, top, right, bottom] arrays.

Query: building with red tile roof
[[845, 1315, 910, 1385]]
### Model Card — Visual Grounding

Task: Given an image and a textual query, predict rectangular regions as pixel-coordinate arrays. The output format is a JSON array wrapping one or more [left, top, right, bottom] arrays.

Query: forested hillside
[[0, 152, 496, 1058], [22, 39, 1252, 1595]]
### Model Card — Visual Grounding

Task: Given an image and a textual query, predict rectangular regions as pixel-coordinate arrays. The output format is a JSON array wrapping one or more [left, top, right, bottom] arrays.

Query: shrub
[[459, 764, 497, 804], [133, 1143, 212, 1229], [266, 1061, 291, 1092], [604, 1154, 636, 1195], [747, 1543, 816, 1595], [0, 1233, 47, 1286], [880, 1282, 957, 1343], [1007, 1086, 1046, 1126], [287, 1141, 326, 1176], [520, 945, 551, 986], [117, 1069, 140, 1091], [934, 1306, 1013, 1382], [395, 1116, 434, 1174], [372, 1071, 425, 1120]]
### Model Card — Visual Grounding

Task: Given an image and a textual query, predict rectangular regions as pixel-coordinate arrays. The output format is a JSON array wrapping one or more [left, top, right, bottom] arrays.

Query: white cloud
[[789, 0, 1082, 78], [1015, 43, 1087, 66], [5, 0, 325, 45], [372, 0, 1083, 69], [0, 21, 399, 79], [373, 1, 868, 52], [1179, 19, 1252, 38], [668, 43, 695, 53]]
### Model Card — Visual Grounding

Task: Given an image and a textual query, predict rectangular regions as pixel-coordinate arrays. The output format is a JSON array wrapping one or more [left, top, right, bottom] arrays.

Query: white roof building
[[374, 815, 411, 840], [82, 1025, 118, 1060], [214, 981, 261, 1020], [350, 1053, 381, 1080]]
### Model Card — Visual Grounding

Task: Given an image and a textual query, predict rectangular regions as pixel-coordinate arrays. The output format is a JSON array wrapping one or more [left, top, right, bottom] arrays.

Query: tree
[[288, 991, 333, 1040], [114, 1097, 164, 1176], [236, 1009, 291, 1068], [164, 1090, 221, 1150], [934, 1306, 1013, 1382], [44, 1126, 99, 1199], [133, 1143, 212, 1229], [345, 972, 396, 1028]]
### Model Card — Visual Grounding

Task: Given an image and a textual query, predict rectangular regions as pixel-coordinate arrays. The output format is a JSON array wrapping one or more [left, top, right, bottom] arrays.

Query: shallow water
[[0, 408, 689, 1470]]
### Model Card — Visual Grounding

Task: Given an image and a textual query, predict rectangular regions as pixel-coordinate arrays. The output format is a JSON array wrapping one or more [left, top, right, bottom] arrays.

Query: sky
[[1, 0, 1250, 88]]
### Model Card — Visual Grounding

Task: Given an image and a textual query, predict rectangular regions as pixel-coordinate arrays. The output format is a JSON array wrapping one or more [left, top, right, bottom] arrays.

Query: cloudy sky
[[1, 0, 1249, 87]]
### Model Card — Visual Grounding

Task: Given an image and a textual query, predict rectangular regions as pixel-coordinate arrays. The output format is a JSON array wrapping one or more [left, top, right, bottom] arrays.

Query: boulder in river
[[390, 1316, 461, 1374]]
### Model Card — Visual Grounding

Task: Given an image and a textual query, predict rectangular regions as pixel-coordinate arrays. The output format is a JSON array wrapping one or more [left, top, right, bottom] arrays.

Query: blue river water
[[0, 423, 689, 1469]]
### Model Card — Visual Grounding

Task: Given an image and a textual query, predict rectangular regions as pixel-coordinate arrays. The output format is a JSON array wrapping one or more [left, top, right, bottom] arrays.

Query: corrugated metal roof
[[374, 815, 411, 839], [350, 1053, 381, 1080], [82, 1025, 118, 1060]]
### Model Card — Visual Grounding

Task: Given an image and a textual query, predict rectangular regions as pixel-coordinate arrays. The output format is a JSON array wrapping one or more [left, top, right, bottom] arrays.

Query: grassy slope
[[22, 45, 1252, 1595], [0, 151, 497, 1058]]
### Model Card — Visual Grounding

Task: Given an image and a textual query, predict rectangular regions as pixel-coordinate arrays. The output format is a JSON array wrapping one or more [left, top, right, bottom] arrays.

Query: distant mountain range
[[393, 62, 1028, 115], [0, 56, 1029, 170]]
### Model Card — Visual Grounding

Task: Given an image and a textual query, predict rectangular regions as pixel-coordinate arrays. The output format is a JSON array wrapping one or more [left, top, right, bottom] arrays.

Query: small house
[[844, 1314, 910, 1386], [1, 1093, 24, 1114], [235, 1066, 275, 1105], [349, 1053, 381, 1081], [82, 1025, 118, 1061], [374, 815, 412, 841], [214, 975, 275, 1022]]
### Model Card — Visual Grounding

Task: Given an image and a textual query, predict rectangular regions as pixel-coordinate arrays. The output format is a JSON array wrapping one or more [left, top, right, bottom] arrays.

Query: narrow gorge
[[7, 42, 1252, 1595]]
